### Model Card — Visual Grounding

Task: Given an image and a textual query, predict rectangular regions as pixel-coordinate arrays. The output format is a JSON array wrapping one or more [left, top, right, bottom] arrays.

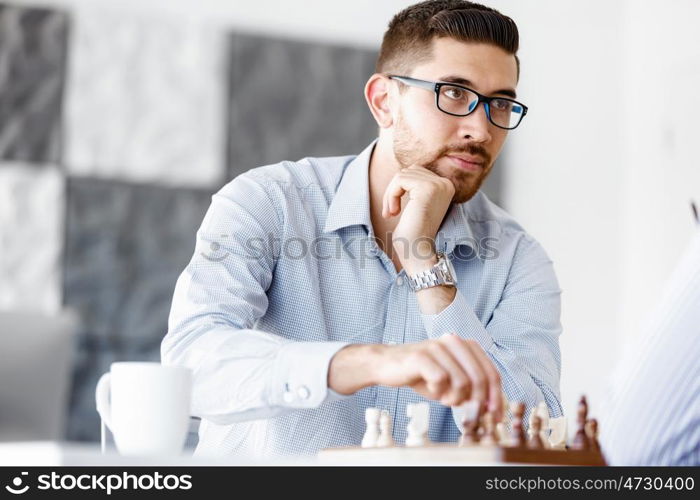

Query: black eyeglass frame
[[388, 75, 528, 130]]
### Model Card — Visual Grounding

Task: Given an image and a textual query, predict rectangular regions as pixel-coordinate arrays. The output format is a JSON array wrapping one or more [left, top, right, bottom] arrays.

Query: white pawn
[[496, 392, 511, 445], [406, 402, 430, 447], [548, 416, 567, 450], [536, 402, 551, 449], [376, 410, 395, 447], [361, 408, 381, 448], [495, 422, 508, 445], [528, 402, 551, 449]]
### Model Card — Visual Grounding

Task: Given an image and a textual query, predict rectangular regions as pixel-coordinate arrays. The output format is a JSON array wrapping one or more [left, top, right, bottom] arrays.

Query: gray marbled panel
[[227, 34, 378, 177], [0, 4, 68, 163], [0, 163, 64, 313], [63, 177, 213, 441], [64, 8, 225, 187]]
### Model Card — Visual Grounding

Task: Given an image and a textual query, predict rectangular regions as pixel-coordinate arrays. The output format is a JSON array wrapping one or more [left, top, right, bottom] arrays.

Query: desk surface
[[0, 441, 313, 466], [1, 441, 596, 466]]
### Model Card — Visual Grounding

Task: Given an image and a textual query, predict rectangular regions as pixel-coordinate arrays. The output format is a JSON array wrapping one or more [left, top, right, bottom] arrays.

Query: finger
[[410, 380, 433, 401], [463, 340, 503, 419], [426, 342, 473, 406], [413, 352, 450, 399], [383, 169, 450, 218], [390, 188, 403, 216], [382, 170, 436, 218], [381, 177, 392, 218], [440, 335, 489, 408], [382, 176, 407, 218]]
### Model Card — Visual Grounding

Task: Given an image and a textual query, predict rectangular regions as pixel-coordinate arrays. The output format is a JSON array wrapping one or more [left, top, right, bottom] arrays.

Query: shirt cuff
[[420, 288, 494, 352], [270, 341, 350, 408]]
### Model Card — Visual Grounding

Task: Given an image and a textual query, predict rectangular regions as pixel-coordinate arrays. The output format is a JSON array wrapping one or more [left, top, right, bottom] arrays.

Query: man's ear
[[364, 74, 394, 129]]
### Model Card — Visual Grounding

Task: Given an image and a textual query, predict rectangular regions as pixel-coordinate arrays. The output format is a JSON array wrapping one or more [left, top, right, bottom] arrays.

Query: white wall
[[618, 0, 700, 346], [15, 0, 700, 426]]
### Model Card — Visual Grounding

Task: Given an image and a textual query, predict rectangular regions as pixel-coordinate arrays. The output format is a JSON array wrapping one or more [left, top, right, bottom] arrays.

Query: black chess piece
[[586, 418, 600, 452], [572, 395, 591, 450], [459, 401, 483, 447]]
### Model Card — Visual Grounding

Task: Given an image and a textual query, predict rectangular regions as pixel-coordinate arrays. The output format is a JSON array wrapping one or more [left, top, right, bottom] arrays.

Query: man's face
[[391, 38, 519, 204]]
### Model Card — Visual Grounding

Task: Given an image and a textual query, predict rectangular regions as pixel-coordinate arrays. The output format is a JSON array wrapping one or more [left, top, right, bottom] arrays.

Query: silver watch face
[[438, 253, 457, 285], [446, 256, 457, 284], [407, 254, 457, 291]]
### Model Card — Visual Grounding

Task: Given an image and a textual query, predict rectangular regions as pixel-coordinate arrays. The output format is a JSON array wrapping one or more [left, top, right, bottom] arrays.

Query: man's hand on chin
[[381, 164, 455, 274], [382, 164, 457, 313]]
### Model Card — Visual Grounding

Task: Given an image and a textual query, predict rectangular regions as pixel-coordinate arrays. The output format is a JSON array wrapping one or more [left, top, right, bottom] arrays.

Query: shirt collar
[[323, 140, 376, 234], [435, 201, 477, 256], [323, 139, 477, 255]]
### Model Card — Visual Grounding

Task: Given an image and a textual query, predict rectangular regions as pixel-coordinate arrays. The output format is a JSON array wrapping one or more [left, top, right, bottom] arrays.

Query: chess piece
[[509, 402, 526, 447], [572, 396, 591, 450], [458, 400, 482, 447], [376, 410, 395, 448], [361, 408, 380, 448], [548, 416, 568, 450], [527, 407, 537, 440], [527, 415, 545, 449], [406, 402, 430, 447], [528, 401, 551, 449], [495, 422, 508, 445], [586, 418, 600, 452], [480, 411, 498, 446], [495, 392, 511, 445]]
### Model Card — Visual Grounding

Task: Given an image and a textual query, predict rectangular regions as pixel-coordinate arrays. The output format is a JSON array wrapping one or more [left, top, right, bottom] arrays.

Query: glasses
[[388, 75, 528, 130]]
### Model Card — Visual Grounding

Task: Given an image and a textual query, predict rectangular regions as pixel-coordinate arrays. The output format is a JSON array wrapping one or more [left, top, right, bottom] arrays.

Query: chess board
[[320, 396, 606, 465]]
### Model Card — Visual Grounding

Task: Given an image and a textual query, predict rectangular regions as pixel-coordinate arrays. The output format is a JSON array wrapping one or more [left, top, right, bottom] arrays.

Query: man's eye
[[491, 99, 512, 111], [443, 87, 465, 100]]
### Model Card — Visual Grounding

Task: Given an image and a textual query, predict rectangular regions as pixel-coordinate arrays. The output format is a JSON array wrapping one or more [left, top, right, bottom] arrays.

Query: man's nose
[[458, 101, 492, 143]]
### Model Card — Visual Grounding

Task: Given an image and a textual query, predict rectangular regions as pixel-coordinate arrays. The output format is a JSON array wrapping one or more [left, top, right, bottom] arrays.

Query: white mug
[[95, 362, 192, 456]]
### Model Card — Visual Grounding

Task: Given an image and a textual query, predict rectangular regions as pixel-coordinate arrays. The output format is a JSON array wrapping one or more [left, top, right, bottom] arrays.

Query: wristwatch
[[406, 253, 458, 292]]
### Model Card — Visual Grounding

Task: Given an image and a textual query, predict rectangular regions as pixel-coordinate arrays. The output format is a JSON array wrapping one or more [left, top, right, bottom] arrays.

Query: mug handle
[[95, 372, 114, 430]]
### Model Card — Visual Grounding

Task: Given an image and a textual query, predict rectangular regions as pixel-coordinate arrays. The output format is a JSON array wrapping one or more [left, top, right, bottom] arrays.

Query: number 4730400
[[622, 476, 694, 491]]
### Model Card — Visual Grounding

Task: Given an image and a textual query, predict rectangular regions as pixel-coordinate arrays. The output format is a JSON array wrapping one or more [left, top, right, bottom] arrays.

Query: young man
[[163, 0, 563, 457]]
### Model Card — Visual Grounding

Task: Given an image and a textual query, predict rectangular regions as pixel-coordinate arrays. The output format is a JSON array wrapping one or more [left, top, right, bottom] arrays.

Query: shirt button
[[297, 385, 311, 400], [283, 391, 295, 403], [396, 276, 404, 286]]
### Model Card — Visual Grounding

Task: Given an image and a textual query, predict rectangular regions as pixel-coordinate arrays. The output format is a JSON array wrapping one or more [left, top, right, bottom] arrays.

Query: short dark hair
[[376, 0, 519, 78]]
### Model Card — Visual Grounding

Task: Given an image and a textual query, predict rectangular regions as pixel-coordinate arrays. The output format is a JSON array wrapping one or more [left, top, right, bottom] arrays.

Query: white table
[[0, 441, 314, 466]]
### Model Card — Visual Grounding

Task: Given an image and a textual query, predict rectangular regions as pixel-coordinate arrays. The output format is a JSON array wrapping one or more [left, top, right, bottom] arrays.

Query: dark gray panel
[[63, 177, 213, 441], [227, 34, 378, 177], [0, 4, 68, 163]]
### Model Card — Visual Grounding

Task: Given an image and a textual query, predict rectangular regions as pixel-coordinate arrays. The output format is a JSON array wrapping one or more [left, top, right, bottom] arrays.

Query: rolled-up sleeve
[[420, 235, 563, 422], [161, 172, 349, 425]]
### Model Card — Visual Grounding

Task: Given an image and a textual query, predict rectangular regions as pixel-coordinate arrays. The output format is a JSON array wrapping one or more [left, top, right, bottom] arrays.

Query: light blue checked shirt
[[162, 140, 563, 458]]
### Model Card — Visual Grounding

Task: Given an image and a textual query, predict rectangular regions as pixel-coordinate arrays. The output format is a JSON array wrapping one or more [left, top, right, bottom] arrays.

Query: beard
[[392, 111, 493, 205]]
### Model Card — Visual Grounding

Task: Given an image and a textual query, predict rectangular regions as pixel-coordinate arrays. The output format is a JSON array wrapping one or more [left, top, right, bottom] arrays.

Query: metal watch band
[[406, 253, 456, 292], [407, 270, 447, 291]]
